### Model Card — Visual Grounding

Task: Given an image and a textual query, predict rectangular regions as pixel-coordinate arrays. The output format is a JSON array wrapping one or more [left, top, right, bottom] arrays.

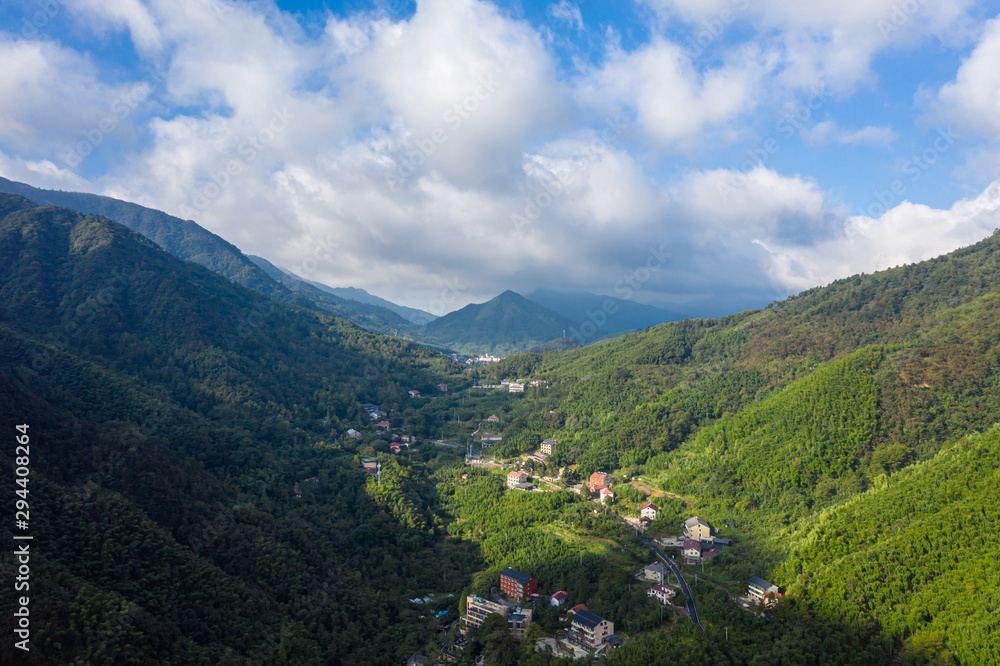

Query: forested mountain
[[3, 190, 1000, 664], [0, 176, 287, 300], [421, 290, 578, 356], [247, 254, 414, 335], [468, 228, 1000, 663], [304, 283, 437, 325], [524, 288, 686, 336], [0, 195, 471, 664]]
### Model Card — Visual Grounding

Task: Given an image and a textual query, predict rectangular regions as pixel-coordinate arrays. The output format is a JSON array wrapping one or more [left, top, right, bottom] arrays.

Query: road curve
[[636, 530, 705, 633]]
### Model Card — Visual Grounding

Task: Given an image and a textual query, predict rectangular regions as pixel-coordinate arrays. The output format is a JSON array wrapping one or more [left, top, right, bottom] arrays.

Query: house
[[346, 429, 361, 439], [376, 420, 390, 429], [711, 536, 731, 547], [600, 487, 615, 502], [507, 471, 529, 489], [683, 540, 703, 565], [683, 516, 712, 542], [640, 561, 668, 584], [293, 483, 301, 498], [406, 655, 428, 666], [487, 414, 500, 422], [408, 389, 420, 398], [703, 548, 721, 561], [500, 568, 537, 600], [507, 609, 533, 640], [436, 383, 449, 393], [568, 610, 614, 649], [400, 435, 413, 444], [361, 403, 379, 412], [550, 591, 568, 606], [508, 382, 525, 393], [647, 584, 677, 605], [463, 595, 509, 629], [530, 379, 547, 387], [640, 503, 659, 521], [540, 440, 556, 455], [304, 476, 318, 483], [480, 433, 502, 448], [390, 443, 401, 454], [589, 472, 609, 492], [748, 577, 782, 606], [360, 458, 378, 474], [568, 603, 588, 615]]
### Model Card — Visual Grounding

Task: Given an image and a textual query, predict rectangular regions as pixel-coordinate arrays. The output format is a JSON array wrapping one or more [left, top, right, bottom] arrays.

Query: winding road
[[628, 524, 705, 633]]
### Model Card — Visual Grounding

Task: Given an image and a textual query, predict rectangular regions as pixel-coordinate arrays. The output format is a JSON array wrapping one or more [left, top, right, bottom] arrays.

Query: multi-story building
[[500, 568, 537, 600], [568, 610, 614, 649], [589, 472, 609, 492], [683, 516, 712, 542], [683, 539, 703, 565], [640, 503, 659, 520], [462, 596, 509, 629], [647, 584, 677, 605], [507, 609, 533, 640], [748, 577, 782, 606], [506, 471, 529, 489], [540, 440, 556, 455]]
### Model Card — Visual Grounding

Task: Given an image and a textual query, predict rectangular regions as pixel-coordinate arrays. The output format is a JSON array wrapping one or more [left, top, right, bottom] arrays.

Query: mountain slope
[[0, 195, 470, 664], [525, 288, 685, 338], [305, 283, 437, 325], [247, 253, 412, 334], [421, 290, 578, 356], [0, 176, 287, 300]]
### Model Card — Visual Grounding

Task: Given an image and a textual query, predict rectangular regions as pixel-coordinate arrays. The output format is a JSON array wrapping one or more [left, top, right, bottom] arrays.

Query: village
[[333, 380, 784, 664]]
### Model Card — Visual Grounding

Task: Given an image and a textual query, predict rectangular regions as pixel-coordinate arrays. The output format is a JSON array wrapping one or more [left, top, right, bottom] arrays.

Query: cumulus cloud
[[932, 16, 1000, 140], [756, 180, 1000, 292], [575, 38, 770, 148], [1, 0, 997, 319], [641, 0, 977, 93]]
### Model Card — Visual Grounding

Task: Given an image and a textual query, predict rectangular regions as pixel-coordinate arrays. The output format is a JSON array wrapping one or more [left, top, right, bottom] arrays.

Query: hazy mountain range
[[0, 178, 681, 355]]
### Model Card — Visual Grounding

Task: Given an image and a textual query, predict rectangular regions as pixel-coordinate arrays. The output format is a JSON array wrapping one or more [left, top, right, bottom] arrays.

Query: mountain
[[524, 288, 687, 339], [0, 176, 288, 300], [421, 290, 578, 356], [0, 194, 468, 664], [246, 254, 413, 334], [471, 228, 1000, 661], [304, 283, 437, 325]]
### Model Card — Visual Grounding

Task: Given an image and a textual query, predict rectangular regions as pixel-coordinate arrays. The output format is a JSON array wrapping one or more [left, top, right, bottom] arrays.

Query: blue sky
[[3, 0, 1000, 317]]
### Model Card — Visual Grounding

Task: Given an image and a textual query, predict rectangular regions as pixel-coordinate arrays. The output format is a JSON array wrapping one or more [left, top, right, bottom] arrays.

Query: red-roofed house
[[568, 603, 588, 615], [436, 383, 449, 393], [589, 472, 609, 492], [376, 421, 390, 429], [408, 389, 420, 398], [550, 591, 568, 606], [390, 443, 401, 454], [647, 584, 677, 605], [600, 487, 615, 503], [507, 471, 529, 489], [487, 414, 500, 422], [683, 540, 703, 565], [640, 503, 659, 521]]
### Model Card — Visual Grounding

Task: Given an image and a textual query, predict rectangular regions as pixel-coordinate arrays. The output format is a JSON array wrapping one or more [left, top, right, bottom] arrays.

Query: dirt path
[[629, 479, 696, 508]]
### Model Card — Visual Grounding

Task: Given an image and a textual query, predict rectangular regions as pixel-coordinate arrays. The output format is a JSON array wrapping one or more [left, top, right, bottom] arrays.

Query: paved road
[[631, 527, 705, 633]]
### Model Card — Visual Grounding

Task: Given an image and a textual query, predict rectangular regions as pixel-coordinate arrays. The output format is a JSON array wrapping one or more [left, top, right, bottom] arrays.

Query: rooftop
[[501, 567, 534, 585], [572, 609, 606, 629], [749, 576, 777, 591]]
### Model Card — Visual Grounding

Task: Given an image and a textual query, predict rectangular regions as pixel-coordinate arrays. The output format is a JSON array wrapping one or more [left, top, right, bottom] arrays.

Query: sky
[[3, 0, 1000, 318]]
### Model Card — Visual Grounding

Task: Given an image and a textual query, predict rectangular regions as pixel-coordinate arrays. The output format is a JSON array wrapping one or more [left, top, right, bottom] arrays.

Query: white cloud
[[756, 180, 1000, 292], [64, 0, 162, 53], [640, 0, 977, 93], [0, 36, 141, 157], [933, 16, 1000, 141], [801, 120, 897, 147], [575, 38, 770, 148]]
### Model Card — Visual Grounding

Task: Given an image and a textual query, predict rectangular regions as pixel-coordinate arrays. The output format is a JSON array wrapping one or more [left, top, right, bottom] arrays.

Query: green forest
[[2, 194, 1000, 664]]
